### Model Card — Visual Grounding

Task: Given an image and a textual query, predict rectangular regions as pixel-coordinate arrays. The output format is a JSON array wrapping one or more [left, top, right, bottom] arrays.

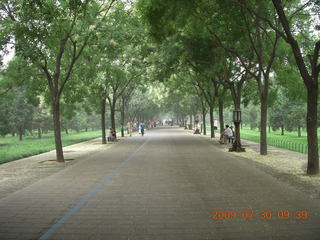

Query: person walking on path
[[140, 122, 145, 136]]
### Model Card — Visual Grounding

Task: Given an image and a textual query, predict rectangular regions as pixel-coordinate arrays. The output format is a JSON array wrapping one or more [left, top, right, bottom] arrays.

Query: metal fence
[[267, 138, 320, 155]]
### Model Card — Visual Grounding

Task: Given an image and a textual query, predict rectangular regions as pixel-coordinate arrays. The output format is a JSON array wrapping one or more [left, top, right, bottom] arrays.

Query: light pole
[[229, 110, 245, 152]]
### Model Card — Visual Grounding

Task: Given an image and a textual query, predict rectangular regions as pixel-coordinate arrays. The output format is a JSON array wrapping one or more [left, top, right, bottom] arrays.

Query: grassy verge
[[0, 130, 102, 164], [240, 127, 320, 154]]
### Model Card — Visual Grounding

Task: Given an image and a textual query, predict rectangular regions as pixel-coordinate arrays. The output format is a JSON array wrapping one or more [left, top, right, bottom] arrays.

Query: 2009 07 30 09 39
[[210, 209, 309, 220]]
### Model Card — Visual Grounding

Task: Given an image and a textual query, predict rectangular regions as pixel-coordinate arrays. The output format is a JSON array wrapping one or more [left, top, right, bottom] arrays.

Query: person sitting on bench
[[220, 125, 232, 144], [108, 128, 117, 142]]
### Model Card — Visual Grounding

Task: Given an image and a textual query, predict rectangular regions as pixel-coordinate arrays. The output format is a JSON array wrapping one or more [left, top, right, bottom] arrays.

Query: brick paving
[[0, 127, 319, 240]]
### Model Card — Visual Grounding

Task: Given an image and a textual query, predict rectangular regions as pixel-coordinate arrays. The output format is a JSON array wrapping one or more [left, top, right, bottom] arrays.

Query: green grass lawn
[[0, 130, 102, 164], [237, 127, 320, 154]]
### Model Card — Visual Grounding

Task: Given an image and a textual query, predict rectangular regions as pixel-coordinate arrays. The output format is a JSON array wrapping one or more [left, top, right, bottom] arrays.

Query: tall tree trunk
[[38, 128, 42, 139], [121, 99, 125, 137], [65, 127, 69, 135], [218, 99, 224, 135], [202, 106, 206, 135], [209, 105, 215, 138], [297, 126, 301, 137], [306, 86, 319, 174], [101, 99, 106, 144], [19, 126, 23, 141], [260, 97, 268, 155], [110, 101, 116, 138], [281, 125, 284, 135], [52, 100, 64, 162], [230, 120, 245, 152]]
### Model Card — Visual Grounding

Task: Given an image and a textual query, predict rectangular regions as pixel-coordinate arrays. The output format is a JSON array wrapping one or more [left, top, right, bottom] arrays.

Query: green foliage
[[0, 95, 12, 136], [274, 40, 307, 101], [137, 0, 196, 40], [0, 87, 34, 136], [125, 87, 160, 121], [269, 91, 306, 132], [242, 104, 259, 129], [0, 0, 318, 165]]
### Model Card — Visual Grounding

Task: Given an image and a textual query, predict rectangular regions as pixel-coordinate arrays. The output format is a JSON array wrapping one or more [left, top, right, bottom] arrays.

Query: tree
[[243, 0, 319, 174], [225, 62, 250, 152], [137, 0, 269, 150], [84, 3, 147, 141], [120, 83, 136, 137], [0, 0, 14, 68], [208, 1, 280, 155], [286, 102, 307, 137], [0, 93, 12, 136], [32, 101, 51, 139], [3, 0, 116, 162], [269, 93, 287, 135], [126, 87, 161, 123]]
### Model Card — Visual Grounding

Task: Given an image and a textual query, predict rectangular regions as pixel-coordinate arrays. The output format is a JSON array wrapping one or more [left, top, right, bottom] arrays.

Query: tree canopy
[[0, 0, 319, 175]]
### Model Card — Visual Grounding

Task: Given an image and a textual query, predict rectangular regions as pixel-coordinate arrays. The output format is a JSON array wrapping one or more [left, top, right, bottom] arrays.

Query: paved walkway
[[0, 128, 319, 240], [0, 138, 109, 199], [193, 130, 320, 198]]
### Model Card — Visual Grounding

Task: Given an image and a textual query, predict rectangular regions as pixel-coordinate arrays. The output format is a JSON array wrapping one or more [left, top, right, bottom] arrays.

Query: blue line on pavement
[[38, 139, 149, 240]]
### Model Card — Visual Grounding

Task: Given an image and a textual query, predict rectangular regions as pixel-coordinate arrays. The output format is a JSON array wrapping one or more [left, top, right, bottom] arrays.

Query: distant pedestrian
[[140, 122, 145, 136]]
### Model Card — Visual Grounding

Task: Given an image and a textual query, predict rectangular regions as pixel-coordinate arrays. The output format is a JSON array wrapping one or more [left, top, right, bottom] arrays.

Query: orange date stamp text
[[210, 209, 309, 220]]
